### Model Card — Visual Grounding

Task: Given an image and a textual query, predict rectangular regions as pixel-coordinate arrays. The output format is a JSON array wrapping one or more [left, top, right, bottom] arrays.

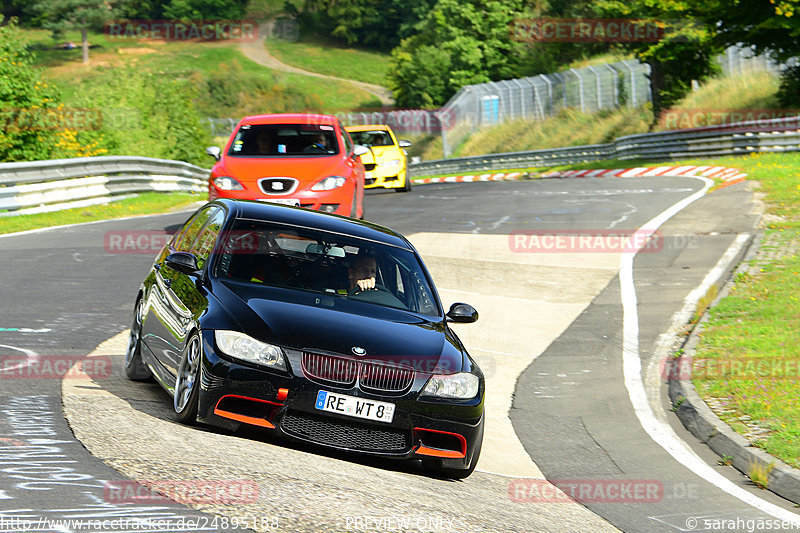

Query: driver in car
[[304, 133, 329, 153], [348, 254, 377, 293]]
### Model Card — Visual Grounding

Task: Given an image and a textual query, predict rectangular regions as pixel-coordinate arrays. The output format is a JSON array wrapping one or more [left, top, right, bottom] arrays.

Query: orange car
[[206, 114, 368, 219]]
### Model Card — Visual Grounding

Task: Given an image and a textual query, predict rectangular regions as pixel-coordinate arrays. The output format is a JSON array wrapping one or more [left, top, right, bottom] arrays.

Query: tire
[[174, 332, 202, 425], [124, 298, 152, 381], [423, 419, 484, 480], [394, 172, 412, 192]]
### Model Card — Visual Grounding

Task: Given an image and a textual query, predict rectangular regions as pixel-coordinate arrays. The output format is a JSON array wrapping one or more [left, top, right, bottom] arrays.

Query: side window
[[190, 208, 225, 270], [339, 122, 353, 155], [176, 207, 218, 253]]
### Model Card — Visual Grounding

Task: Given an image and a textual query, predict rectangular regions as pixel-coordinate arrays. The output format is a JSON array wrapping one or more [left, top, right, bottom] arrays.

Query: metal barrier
[[409, 116, 800, 177], [0, 156, 208, 216], [2, 115, 798, 217]]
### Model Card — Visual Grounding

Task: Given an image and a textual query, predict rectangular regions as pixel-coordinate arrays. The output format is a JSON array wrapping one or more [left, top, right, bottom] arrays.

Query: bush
[[777, 65, 800, 108], [0, 17, 103, 161], [71, 65, 212, 166]]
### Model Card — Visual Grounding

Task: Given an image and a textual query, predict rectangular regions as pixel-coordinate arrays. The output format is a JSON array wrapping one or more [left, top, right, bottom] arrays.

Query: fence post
[[570, 69, 585, 112], [604, 64, 619, 107], [622, 61, 637, 107], [587, 66, 601, 110]]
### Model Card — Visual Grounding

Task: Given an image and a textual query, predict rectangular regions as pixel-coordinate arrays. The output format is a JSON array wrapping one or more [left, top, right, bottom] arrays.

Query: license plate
[[315, 390, 395, 423], [259, 198, 300, 206]]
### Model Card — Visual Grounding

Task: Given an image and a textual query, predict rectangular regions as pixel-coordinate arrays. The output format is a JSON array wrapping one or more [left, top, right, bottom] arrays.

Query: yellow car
[[345, 125, 412, 192]]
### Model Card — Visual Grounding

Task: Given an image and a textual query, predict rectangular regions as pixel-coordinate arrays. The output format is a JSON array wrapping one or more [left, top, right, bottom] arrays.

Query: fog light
[[319, 204, 339, 213]]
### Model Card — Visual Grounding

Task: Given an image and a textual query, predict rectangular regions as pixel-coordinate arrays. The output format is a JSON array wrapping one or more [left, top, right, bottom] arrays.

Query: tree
[[163, 0, 248, 21], [387, 0, 525, 108], [0, 17, 103, 161], [701, 0, 800, 61], [590, 0, 720, 119], [290, 0, 435, 50], [32, 0, 127, 64]]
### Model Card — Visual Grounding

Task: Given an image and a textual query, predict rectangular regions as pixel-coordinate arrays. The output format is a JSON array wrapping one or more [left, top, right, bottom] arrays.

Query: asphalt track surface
[[1, 177, 798, 533]]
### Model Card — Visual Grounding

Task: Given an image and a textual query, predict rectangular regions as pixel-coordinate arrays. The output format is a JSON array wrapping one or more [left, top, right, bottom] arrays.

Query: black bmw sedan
[[125, 199, 484, 478]]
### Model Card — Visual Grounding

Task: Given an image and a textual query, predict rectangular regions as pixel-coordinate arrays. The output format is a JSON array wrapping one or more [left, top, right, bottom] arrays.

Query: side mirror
[[446, 302, 478, 323], [398, 139, 412, 148], [165, 252, 200, 275], [205, 146, 221, 161], [353, 144, 370, 157]]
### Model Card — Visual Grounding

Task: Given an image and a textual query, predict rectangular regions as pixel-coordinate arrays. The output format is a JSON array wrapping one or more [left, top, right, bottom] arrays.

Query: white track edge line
[[621, 176, 800, 523]]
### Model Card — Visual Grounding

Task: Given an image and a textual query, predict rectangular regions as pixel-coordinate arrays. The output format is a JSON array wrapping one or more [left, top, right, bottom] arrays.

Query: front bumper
[[364, 167, 406, 189], [196, 332, 484, 469], [208, 182, 354, 216]]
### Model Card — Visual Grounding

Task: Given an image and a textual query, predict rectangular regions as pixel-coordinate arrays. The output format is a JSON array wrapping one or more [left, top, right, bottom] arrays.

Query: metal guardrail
[[0, 156, 209, 216], [2, 115, 798, 216], [409, 116, 800, 177]]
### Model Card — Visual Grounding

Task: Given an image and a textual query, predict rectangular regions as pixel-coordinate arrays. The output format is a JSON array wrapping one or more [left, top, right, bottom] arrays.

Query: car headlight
[[212, 176, 244, 191], [215, 330, 286, 370], [383, 159, 402, 171], [421, 372, 479, 399], [312, 176, 347, 191]]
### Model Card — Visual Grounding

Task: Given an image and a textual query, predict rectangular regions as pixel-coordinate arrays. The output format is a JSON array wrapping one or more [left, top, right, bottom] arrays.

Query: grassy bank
[[441, 70, 781, 161], [28, 29, 379, 117], [265, 36, 391, 87], [0, 193, 201, 235], [429, 150, 800, 469], [688, 152, 800, 468]]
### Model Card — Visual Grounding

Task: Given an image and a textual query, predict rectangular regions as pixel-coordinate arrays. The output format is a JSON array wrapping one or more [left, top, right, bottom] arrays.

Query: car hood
[[215, 281, 464, 374], [217, 156, 344, 183], [369, 146, 402, 162]]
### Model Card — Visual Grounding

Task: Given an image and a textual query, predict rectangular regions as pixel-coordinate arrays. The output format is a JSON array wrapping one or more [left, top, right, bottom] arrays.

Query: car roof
[[238, 113, 340, 126], [345, 124, 393, 132], [214, 199, 413, 250]]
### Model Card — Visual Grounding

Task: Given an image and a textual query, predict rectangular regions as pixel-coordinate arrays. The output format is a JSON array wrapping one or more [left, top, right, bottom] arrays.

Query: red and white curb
[[412, 166, 747, 188], [412, 172, 525, 185], [541, 166, 747, 188]]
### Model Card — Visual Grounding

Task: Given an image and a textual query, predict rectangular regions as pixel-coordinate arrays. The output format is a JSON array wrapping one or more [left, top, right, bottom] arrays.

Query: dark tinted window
[[175, 207, 220, 253], [348, 129, 394, 147], [190, 208, 225, 269], [228, 124, 339, 156], [215, 219, 439, 316]]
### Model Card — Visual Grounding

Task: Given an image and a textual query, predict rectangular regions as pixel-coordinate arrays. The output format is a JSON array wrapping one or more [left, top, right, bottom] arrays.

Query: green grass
[[477, 150, 800, 468], [687, 152, 800, 467], [26, 29, 380, 116], [265, 35, 391, 87], [450, 70, 782, 158], [414, 150, 800, 466], [453, 106, 653, 158], [0, 193, 201, 235]]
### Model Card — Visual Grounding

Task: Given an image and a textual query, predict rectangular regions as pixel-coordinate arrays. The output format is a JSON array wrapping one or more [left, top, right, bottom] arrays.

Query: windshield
[[214, 219, 440, 317], [348, 129, 394, 147], [228, 123, 339, 157]]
